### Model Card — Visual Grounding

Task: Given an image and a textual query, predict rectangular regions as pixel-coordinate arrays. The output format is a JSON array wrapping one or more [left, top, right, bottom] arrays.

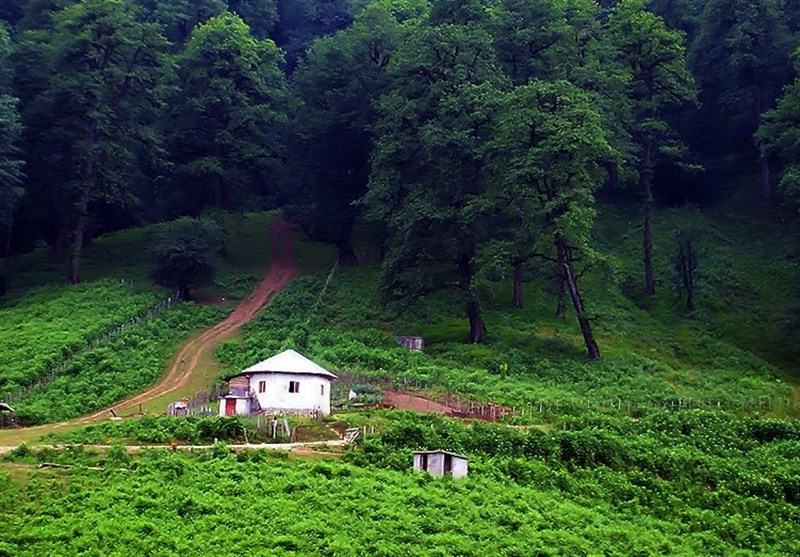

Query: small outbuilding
[[413, 450, 468, 478], [219, 349, 337, 417], [396, 336, 425, 351], [0, 402, 16, 428]]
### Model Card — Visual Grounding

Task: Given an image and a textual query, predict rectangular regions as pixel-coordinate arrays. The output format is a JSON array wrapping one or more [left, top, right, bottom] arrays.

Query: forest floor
[[0, 219, 298, 446]]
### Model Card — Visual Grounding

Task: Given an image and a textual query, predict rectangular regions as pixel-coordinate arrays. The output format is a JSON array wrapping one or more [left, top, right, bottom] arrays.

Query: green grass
[[0, 212, 286, 425], [1, 425, 798, 556], [0, 281, 161, 395]]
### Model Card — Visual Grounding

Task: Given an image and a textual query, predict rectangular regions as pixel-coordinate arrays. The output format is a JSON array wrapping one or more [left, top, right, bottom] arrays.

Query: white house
[[218, 349, 337, 417]]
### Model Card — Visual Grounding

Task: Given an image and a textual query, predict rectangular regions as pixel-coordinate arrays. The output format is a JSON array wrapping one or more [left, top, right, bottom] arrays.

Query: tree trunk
[[337, 217, 359, 266], [467, 299, 486, 344], [458, 240, 486, 344], [607, 162, 619, 190], [70, 126, 97, 285], [51, 208, 66, 263], [556, 275, 567, 318], [69, 185, 91, 284], [1, 219, 12, 295], [760, 145, 771, 201], [214, 174, 224, 208], [643, 141, 656, 297], [755, 95, 771, 200], [512, 261, 523, 308], [557, 236, 600, 360]]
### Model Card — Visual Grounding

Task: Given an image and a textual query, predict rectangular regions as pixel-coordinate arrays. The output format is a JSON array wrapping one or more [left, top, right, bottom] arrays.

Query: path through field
[[0, 220, 297, 445]]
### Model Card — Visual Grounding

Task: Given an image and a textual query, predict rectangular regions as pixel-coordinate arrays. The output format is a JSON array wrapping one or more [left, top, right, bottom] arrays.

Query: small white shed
[[413, 450, 469, 478], [219, 349, 337, 417]]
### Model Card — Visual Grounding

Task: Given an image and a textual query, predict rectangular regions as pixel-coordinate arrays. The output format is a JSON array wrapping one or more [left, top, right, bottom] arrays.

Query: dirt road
[[1, 220, 297, 445], [0, 439, 345, 457]]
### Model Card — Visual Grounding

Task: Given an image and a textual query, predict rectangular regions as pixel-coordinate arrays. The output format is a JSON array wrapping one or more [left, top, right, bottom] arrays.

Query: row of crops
[[2, 409, 799, 556], [0, 281, 163, 396]]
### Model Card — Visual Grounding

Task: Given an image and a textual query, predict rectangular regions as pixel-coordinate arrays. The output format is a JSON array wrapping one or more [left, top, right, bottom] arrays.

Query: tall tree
[[0, 22, 24, 291], [227, 0, 279, 38], [136, 0, 226, 46], [165, 12, 288, 215], [42, 0, 168, 283], [692, 0, 795, 199], [151, 217, 222, 300], [365, 23, 507, 343], [758, 49, 800, 207], [274, 0, 353, 71], [11, 0, 74, 263], [488, 0, 631, 307], [490, 80, 613, 360], [610, 0, 696, 296], [288, 2, 411, 265]]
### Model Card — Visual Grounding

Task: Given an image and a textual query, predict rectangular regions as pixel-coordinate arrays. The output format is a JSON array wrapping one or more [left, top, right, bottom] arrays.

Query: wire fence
[[2, 287, 184, 406], [332, 372, 800, 419]]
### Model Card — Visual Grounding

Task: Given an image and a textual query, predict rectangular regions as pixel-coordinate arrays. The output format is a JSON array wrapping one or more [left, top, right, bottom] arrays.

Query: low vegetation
[[0, 281, 160, 395], [217, 206, 798, 419], [9, 303, 222, 426], [2, 411, 799, 557]]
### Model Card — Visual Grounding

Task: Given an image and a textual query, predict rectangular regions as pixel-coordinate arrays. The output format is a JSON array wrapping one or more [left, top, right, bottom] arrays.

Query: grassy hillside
[[2, 200, 799, 555], [214, 200, 799, 418], [2, 429, 798, 556], [0, 282, 161, 395], [0, 212, 304, 425]]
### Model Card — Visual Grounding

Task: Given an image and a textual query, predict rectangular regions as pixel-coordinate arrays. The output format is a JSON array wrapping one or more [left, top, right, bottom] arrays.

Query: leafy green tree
[[274, 0, 353, 71], [40, 0, 168, 284], [136, 0, 226, 45], [287, 3, 410, 265], [490, 80, 613, 360], [165, 12, 288, 215], [0, 22, 23, 229], [0, 23, 24, 294], [228, 0, 279, 38], [151, 217, 222, 299], [610, 0, 696, 297], [488, 0, 631, 307], [11, 0, 74, 263], [0, 0, 25, 24], [137, 0, 277, 45], [692, 0, 795, 199], [365, 23, 508, 343], [758, 50, 800, 207]]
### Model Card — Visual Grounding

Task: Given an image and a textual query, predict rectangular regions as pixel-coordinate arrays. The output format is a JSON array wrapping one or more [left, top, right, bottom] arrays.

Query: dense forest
[[1, 0, 800, 359]]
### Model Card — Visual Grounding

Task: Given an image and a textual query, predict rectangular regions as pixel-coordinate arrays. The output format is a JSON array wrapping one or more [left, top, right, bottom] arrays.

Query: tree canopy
[[2, 0, 800, 353]]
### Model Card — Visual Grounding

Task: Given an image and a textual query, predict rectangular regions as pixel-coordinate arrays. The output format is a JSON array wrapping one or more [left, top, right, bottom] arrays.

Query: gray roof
[[413, 450, 468, 460], [234, 349, 337, 380]]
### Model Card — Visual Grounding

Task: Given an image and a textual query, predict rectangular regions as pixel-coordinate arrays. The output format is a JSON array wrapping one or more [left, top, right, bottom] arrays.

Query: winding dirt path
[[1, 220, 297, 444]]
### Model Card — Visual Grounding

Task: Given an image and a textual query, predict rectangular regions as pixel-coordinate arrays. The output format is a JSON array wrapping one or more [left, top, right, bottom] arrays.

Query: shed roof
[[413, 450, 468, 460], [235, 349, 337, 379]]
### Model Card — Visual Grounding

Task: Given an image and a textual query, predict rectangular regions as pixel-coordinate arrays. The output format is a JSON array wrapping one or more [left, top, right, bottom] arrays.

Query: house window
[[258, 381, 266, 393], [289, 381, 300, 393], [320, 384, 324, 396]]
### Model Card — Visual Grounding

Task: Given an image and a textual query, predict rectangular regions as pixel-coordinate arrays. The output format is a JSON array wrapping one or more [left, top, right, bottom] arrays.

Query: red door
[[225, 398, 236, 416]]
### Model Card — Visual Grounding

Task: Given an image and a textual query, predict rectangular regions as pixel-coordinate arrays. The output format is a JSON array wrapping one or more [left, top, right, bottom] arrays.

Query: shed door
[[444, 454, 453, 474], [225, 398, 236, 416]]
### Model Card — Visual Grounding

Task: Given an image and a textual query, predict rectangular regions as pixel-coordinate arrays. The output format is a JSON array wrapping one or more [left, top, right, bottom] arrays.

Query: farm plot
[[0, 281, 161, 395]]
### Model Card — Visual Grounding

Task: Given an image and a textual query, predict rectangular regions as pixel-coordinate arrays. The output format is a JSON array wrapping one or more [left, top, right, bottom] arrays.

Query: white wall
[[452, 457, 468, 479], [413, 453, 468, 478], [250, 372, 332, 416]]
